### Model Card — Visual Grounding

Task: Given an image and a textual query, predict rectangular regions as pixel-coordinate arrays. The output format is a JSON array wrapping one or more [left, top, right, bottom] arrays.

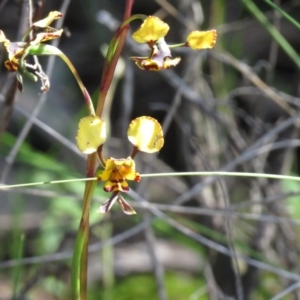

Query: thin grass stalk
[[209, 0, 226, 98], [264, 0, 300, 30], [242, 0, 300, 69], [4, 170, 300, 191], [100, 221, 114, 300], [12, 234, 24, 300]]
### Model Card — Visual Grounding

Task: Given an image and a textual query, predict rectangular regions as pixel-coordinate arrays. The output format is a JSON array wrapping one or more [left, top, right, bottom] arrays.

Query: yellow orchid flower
[[132, 16, 169, 44], [186, 30, 217, 50], [32, 11, 63, 28], [97, 193, 137, 215], [0, 29, 63, 72], [98, 157, 141, 193], [0, 30, 26, 71], [97, 157, 141, 215], [127, 116, 164, 153], [0, 11, 63, 91], [76, 115, 164, 214], [31, 29, 64, 46], [131, 56, 181, 71], [76, 116, 107, 154], [131, 15, 217, 71], [131, 37, 180, 71]]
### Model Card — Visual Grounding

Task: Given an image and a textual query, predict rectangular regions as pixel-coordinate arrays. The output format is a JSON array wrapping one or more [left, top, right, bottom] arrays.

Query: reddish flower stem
[[72, 1, 135, 298], [96, 0, 135, 117]]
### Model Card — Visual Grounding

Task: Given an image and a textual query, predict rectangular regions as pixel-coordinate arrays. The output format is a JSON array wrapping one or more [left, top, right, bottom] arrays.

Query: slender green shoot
[[1, 171, 300, 191], [264, 0, 300, 30], [12, 234, 25, 300], [242, 0, 300, 69], [96, 221, 114, 300]]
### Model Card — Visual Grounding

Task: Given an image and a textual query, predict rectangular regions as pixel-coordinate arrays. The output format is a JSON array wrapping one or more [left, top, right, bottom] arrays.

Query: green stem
[[71, 180, 97, 299], [4, 171, 300, 190], [242, 0, 300, 69], [97, 145, 107, 167], [80, 215, 89, 299], [121, 14, 147, 28], [264, 0, 300, 30], [168, 43, 186, 48], [56, 52, 96, 116], [21, 28, 32, 42], [72, 2, 135, 298], [28, 44, 95, 115], [12, 234, 24, 300]]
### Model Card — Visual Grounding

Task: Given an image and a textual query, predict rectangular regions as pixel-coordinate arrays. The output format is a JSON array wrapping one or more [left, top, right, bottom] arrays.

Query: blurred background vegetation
[[1, 0, 300, 299]]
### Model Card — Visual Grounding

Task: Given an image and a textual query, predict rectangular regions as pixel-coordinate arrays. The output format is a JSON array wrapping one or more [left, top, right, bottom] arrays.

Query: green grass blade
[[264, 0, 300, 30], [71, 180, 97, 299], [242, 0, 300, 69], [12, 234, 25, 300]]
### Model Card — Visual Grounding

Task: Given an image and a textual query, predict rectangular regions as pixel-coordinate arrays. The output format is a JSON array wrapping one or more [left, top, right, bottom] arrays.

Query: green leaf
[[28, 44, 63, 56], [1, 131, 72, 175]]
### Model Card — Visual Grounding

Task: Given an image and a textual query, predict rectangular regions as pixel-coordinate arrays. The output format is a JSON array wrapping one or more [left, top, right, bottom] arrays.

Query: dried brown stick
[[210, 50, 296, 116]]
